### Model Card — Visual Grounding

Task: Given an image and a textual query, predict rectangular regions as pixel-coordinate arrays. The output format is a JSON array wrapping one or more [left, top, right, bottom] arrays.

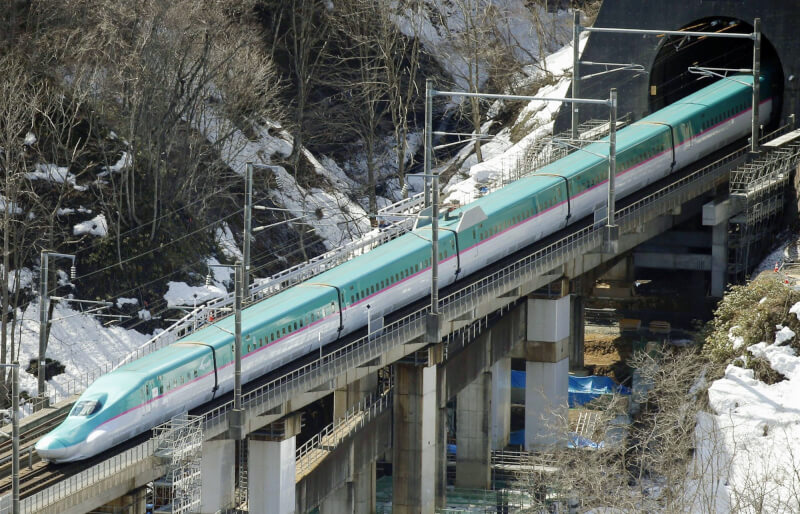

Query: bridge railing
[[200, 140, 753, 435], [36, 118, 624, 417], [295, 388, 391, 480], [25, 134, 756, 508], [16, 440, 157, 513]]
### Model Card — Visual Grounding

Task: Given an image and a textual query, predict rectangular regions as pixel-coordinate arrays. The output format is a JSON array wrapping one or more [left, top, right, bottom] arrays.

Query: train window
[[71, 400, 102, 417], [145, 384, 150, 395], [194, 370, 198, 378], [294, 322, 298, 330], [351, 295, 355, 304], [282, 327, 286, 335]]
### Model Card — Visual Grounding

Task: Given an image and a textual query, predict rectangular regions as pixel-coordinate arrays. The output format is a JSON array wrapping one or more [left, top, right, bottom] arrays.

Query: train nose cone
[[35, 434, 70, 461]]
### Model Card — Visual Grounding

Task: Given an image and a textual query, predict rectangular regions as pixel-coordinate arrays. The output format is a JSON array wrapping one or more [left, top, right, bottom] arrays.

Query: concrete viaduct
[[9, 1, 800, 512]]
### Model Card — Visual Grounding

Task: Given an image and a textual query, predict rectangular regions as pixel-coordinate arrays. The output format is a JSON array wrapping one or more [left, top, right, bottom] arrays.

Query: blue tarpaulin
[[510, 371, 630, 407]]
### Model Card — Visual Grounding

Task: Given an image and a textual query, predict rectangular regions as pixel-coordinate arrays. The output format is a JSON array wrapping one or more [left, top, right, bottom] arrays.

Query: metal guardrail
[[295, 389, 391, 480], [16, 440, 157, 513], [30, 193, 426, 416], [201, 138, 751, 439], [33, 117, 622, 417], [24, 133, 751, 510]]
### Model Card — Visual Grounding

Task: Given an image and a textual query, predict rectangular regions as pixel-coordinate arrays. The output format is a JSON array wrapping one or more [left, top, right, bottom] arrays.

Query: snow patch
[[27, 163, 87, 192], [98, 152, 132, 177], [73, 214, 108, 237], [215, 223, 242, 261], [0, 195, 22, 215], [5, 302, 150, 401], [163, 281, 226, 308], [116, 297, 138, 309], [3, 268, 33, 293]]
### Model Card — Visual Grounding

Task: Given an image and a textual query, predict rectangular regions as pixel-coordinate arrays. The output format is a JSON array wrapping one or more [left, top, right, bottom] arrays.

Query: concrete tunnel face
[[647, 16, 784, 127]]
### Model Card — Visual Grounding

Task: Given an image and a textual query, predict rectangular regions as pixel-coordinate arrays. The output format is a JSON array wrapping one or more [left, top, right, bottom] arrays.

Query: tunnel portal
[[556, 2, 799, 131]]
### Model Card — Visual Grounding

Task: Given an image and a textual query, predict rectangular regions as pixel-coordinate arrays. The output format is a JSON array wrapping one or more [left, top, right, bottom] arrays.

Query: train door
[[680, 122, 693, 148]]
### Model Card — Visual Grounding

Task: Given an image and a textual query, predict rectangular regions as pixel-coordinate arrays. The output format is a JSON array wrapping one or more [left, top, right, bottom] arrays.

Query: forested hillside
[[0, 0, 586, 392]]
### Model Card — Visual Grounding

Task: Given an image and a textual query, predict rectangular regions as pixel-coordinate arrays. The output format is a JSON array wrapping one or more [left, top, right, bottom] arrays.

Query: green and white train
[[37, 73, 774, 462]]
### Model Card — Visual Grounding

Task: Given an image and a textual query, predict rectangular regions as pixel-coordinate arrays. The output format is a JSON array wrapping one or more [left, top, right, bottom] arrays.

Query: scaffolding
[[152, 414, 204, 514], [235, 437, 248, 510], [728, 127, 800, 282]]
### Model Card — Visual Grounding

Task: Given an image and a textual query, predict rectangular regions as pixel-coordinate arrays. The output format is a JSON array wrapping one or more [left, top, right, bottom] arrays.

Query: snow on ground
[[97, 151, 132, 177], [215, 223, 243, 261], [0, 195, 22, 215], [26, 163, 87, 192], [442, 32, 588, 205], [73, 214, 108, 237], [3, 268, 33, 293], [196, 97, 371, 250], [116, 297, 138, 309], [5, 301, 150, 409], [163, 281, 227, 308], [396, 0, 573, 93], [691, 319, 800, 512]]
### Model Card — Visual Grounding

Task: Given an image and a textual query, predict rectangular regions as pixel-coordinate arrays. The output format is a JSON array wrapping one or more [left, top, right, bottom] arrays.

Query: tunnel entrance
[[648, 17, 783, 126]]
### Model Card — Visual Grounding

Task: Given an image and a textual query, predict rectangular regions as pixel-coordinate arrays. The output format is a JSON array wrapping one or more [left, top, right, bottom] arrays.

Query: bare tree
[[518, 348, 716, 512]]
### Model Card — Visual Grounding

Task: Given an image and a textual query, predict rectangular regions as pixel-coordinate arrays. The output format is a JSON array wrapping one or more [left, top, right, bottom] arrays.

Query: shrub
[[702, 275, 800, 367]]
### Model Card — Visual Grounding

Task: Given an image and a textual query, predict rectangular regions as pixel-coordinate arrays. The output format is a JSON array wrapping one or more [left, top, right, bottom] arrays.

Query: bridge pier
[[703, 197, 732, 297], [569, 294, 586, 372], [517, 296, 570, 449], [491, 357, 511, 450], [248, 416, 302, 514], [392, 361, 443, 513], [455, 371, 491, 489], [317, 455, 376, 513], [334, 374, 378, 420], [99, 486, 147, 513], [199, 439, 236, 513]]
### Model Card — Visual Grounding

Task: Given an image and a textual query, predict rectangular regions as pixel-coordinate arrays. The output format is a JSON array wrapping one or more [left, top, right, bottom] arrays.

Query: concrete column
[[334, 373, 379, 421], [320, 447, 377, 514], [455, 372, 491, 489], [570, 294, 585, 371], [249, 435, 296, 513], [320, 482, 350, 514], [525, 359, 569, 448], [353, 459, 376, 513], [703, 197, 731, 298], [490, 357, 511, 450], [523, 296, 570, 450], [200, 439, 236, 513], [393, 363, 440, 514], [710, 221, 728, 297]]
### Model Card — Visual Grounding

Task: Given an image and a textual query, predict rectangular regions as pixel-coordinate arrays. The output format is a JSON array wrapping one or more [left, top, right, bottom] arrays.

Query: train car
[[36, 73, 774, 462]]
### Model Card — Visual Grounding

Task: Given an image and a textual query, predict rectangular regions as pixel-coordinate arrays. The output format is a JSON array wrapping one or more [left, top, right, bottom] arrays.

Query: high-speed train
[[36, 74, 774, 462]]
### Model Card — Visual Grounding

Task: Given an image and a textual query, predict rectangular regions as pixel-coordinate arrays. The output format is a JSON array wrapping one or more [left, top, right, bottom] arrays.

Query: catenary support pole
[[572, 10, 581, 140], [604, 88, 619, 253], [751, 18, 761, 153], [426, 79, 440, 328], [11, 363, 19, 514], [244, 162, 253, 293], [37, 251, 48, 406], [424, 79, 434, 209], [235, 262, 242, 411], [229, 262, 244, 440]]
